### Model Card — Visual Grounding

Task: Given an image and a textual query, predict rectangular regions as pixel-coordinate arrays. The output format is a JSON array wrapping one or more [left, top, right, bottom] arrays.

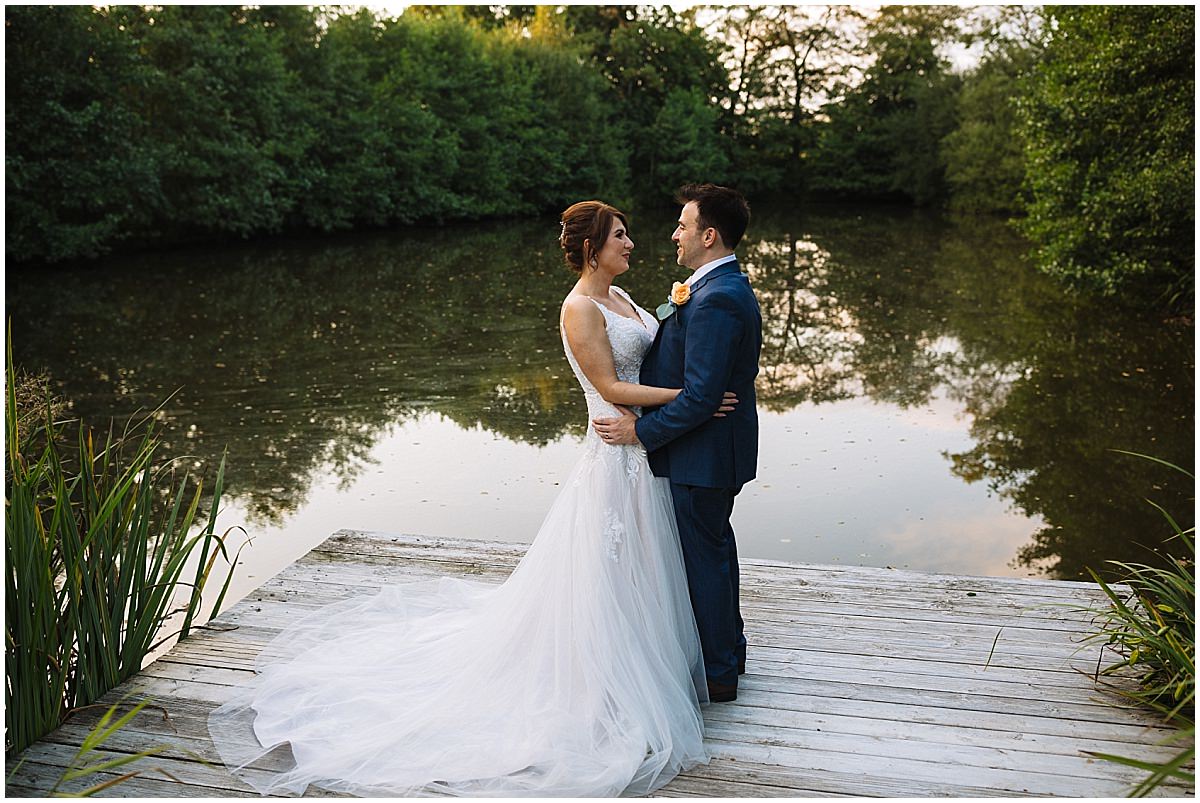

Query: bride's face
[[594, 216, 634, 275]]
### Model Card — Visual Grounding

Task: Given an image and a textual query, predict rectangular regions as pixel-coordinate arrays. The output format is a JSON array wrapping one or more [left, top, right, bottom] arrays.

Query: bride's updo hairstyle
[[559, 201, 628, 274]]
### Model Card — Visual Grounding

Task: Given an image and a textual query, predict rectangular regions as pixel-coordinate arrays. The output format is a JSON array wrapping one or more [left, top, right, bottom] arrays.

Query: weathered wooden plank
[[733, 675, 1172, 731], [224, 585, 1105, 666], [205, 595, 1110, 676], [151, 638, 1149, 726], [175, 619, 1126, 695], [744, 641, 1128, 690], [276, 561, 1102, 648], [672, 758, 1037, 797], [140, 633, 1123, 724], [39, 699, 989, 798], [8, 529, 1188, 799], [59, 674, 1182, 776], [703, 736, 1190, 798], [4, 772, 250, 798], [701, 715, 1164, 782], [7, 741, 257, 796], [281, 550, 1100, 613], [119, 661, 1173, 751], [702, 701, 1182, 759], [656, 773, 845, 797], [28, 697, 1179, 800], [160, 637, 1143, 727], [318, 529, 1110, 593], [312, 529, 1109, 599], [206, 573, 1104, 662], [249, 565, 1109, 642]]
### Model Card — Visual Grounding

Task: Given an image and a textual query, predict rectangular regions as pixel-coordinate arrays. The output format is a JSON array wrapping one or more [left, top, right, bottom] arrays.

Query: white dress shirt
[[684, 253, 738, 287]]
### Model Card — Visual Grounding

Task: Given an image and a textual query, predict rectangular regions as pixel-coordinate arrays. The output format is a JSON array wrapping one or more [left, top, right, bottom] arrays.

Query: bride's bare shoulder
[[562, 293, 603, 320], [561, 294, 606, 342]]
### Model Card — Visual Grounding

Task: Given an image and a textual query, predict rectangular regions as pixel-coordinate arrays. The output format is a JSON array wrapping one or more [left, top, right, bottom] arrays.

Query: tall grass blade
[[1081, 453, 1194, 796], [49, 698, 168, 797], [5, 333, 240, 756]]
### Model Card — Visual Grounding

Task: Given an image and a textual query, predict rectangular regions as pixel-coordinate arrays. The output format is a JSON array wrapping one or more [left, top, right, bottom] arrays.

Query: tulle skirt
[[207, 433, 709, 797]]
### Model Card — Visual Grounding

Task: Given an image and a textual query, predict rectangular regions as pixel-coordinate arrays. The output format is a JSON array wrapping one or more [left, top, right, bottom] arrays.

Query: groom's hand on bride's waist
[[592, 405, 641, 446]]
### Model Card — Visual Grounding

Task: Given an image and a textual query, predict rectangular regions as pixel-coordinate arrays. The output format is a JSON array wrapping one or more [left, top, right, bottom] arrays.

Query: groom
[[593, 183, 761, 703]]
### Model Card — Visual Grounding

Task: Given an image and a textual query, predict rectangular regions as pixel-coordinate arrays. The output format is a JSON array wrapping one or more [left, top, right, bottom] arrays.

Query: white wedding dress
[[208, 287, 709, 797]]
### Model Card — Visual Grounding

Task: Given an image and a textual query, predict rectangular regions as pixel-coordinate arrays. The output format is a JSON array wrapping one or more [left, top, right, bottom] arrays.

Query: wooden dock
[[7, 530, 1193, 797]]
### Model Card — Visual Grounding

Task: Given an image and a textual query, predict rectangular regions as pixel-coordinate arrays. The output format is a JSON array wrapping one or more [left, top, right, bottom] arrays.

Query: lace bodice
[[560, 287, 658, 419]]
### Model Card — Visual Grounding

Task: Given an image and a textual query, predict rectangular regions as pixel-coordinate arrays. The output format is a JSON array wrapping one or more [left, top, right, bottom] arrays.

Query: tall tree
[[708, 5, 864, 192], [809, 5, 963, 205], [5, 6, 160, 261], [941, 7, 1045, 214], [1016, 5, 1194, 305], [573, 6, 730, 200]]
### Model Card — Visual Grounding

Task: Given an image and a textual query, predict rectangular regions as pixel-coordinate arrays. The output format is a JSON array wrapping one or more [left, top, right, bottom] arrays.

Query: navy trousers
[[669, 482, 746, 687]]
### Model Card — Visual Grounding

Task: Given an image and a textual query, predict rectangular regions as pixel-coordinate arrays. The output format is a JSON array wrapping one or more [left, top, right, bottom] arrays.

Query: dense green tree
[[1016, 5, 1194, 304], [128, 6, 297, 239], [941, 55, 1028, 214], [274, 8, 422, 230], [406, 5, 536, 30], [6, 0, 1196, 316], [809, 5, 962, 205], [647, 88, 731, 192], [574, 6, 730, 200], [5, 6, 160, 261], [4, 5, 634, 260], [709, 5, 864, 192], [508, 23, 631, 210], [940, 7, 1043, 214]]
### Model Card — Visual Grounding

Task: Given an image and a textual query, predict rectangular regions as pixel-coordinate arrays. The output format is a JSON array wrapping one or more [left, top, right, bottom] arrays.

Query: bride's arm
[[561, 298, 680, 408]]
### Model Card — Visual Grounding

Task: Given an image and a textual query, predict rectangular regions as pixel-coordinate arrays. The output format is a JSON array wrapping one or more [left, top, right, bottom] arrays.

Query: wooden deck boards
[[6, 530, 1193, 798]]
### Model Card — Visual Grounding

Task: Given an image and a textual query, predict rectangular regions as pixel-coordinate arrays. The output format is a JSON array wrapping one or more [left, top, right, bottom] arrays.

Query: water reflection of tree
[[931, 217, 1193, 579], [9, 219, 583, 526], [10, 208, 1192, 578], [747, 207, 960, 409], [746, 206, 1193, 579]]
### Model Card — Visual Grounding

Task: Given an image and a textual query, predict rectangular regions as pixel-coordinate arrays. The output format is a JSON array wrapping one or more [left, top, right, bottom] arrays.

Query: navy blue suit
[[636, 260, 761, 686]]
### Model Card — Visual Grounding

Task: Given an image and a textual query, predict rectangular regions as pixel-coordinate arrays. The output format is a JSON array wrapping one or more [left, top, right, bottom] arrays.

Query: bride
[[208, 200, 735, 797]]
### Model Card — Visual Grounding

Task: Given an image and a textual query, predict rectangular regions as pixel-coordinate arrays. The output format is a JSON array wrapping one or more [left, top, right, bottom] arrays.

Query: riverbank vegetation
[[1083, 456, 1194, 795], [5, 5, 1193, 308], [4, 344, 238, 755]]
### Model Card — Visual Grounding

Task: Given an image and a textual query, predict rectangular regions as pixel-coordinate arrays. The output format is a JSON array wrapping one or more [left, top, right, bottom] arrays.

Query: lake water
[[8, 204, 1193, 606]]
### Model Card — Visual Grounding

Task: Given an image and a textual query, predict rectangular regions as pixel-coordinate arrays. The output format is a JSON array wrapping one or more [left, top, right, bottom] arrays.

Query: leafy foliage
[[4, 5, 634, 259], [1015, 6, 1194, 304], [941, 7, 1044, 214], [4, 4, 1193, 307], [1081, 456, 1194, 795], [809, 6, 963, 205], [5, 337, 239, 755]]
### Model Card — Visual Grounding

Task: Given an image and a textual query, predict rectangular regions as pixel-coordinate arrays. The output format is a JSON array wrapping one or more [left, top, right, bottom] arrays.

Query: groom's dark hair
[[675, 183, 750, 249]]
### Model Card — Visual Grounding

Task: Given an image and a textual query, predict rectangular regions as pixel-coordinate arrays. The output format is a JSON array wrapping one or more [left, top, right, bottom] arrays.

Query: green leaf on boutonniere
[[656, 302, 675, 321]]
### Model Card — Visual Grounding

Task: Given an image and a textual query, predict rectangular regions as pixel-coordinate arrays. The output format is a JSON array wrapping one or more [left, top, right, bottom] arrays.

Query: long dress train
[[207, 287, 709, 796]]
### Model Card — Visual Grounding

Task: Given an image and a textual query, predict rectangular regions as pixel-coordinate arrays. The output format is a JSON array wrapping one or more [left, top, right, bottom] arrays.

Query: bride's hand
[[713, 392, 738, 418]]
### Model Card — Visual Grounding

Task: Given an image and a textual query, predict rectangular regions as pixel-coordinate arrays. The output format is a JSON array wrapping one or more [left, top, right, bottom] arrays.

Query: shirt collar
[[684, 253, 738, 287]]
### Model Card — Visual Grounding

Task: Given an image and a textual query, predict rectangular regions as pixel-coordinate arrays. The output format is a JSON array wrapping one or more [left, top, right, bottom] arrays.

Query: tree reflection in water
[[8, 205, 1192, 580], [745, 206, 1192, 579]]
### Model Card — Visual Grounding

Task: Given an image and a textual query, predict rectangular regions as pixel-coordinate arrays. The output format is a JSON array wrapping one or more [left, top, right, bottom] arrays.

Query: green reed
[[5, 338, 239, 755], [1083, 453, 1194, 796]]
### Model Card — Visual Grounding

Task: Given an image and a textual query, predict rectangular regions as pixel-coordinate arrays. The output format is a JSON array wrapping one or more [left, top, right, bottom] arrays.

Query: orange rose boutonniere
[[656, 281, 691, 320]]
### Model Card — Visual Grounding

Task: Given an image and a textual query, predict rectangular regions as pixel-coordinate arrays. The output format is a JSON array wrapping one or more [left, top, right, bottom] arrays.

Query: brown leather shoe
[[707, 680, 737, 702]]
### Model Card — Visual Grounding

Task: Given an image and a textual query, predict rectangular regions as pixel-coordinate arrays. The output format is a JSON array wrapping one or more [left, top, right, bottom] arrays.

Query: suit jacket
[[635, 260, 761, 488]]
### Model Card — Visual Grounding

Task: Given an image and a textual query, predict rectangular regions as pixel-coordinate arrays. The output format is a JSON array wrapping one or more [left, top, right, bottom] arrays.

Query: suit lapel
[[689, 260, 741, 295], [654, 260, 742, 344]]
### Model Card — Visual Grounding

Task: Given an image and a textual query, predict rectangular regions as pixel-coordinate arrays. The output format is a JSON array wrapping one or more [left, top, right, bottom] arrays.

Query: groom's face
[[672, 202, 708, 270]]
